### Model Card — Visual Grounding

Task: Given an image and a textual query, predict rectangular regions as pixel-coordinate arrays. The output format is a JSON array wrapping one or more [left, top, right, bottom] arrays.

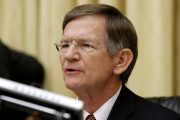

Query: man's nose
[[65, 45, 80, 61]]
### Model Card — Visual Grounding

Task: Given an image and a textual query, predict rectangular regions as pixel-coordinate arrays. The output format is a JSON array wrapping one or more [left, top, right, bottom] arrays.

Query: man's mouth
[[65, 68, 80, 75], [67, 69, 76, 71], [65, 68, 80, 73]]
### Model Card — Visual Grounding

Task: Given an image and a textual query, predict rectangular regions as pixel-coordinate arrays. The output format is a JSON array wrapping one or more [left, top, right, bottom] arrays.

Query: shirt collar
[[83, 85, 122, 120]]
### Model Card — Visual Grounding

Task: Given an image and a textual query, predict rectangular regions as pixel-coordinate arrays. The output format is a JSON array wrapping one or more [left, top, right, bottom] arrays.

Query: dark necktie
[[85, 114, 96, 120]]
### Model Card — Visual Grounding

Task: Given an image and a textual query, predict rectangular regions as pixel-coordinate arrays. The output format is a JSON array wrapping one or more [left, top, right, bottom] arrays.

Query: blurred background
[[0, 0, 179, 98]]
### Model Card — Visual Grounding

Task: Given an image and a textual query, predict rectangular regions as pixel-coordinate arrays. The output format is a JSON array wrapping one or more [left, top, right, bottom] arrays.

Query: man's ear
[[113, 48, 133, 75]]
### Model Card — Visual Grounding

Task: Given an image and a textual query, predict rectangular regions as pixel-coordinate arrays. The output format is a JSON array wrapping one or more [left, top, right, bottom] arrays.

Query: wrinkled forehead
[[62, 15, 106, 43]]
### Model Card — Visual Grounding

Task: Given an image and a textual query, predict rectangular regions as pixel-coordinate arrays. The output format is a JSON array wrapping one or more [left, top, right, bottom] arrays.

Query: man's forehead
[[64, 15, 106, 30], [62, 15, 106, 43]]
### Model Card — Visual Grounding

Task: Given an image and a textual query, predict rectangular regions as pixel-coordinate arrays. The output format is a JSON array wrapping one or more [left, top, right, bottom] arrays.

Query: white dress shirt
[[83, 85, 122, 120]]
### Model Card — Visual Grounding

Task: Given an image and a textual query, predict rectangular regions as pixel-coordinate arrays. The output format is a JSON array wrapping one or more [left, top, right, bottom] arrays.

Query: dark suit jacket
[[108, 84, 180, 120]]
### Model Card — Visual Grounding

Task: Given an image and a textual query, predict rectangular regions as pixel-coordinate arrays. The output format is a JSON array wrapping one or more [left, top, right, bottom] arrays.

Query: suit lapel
[[107, 84, 135, 120]]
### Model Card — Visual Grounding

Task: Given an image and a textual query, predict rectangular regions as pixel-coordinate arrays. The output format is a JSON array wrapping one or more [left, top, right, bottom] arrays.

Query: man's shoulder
[[115, 84, 180, 120], [108, 84, 180, 120], [131, 91, 180, 120]]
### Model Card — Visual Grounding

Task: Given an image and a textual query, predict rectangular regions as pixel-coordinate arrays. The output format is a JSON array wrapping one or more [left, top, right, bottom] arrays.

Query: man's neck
[[76, 81, 122, 114]]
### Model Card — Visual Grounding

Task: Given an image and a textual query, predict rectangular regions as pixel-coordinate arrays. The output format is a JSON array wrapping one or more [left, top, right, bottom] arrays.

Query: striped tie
[[85, 114, 96, 120]]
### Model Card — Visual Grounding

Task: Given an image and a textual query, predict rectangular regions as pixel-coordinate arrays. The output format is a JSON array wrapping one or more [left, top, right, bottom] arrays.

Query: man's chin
[[65, 82, 79, 90]]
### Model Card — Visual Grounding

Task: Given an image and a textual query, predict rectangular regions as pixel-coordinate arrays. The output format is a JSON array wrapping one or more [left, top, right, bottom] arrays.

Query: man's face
[[60, 15, 116, 91]]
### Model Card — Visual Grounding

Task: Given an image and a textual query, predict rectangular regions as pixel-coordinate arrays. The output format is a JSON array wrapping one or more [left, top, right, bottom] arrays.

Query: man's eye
[[61, 43, 70, 48], [82, 43, 91, 48]]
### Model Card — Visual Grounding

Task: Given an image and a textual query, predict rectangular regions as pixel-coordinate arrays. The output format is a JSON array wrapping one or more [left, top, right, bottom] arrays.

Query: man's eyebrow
[[61, 38, 93, 42], [78, 39, 91, 42], [60, 38, 69, 42], [78, 37, 97, 42]]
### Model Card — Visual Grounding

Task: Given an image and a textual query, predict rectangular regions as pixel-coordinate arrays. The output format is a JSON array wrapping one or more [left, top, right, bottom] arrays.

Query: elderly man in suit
[[54, 4, 180, 120]]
